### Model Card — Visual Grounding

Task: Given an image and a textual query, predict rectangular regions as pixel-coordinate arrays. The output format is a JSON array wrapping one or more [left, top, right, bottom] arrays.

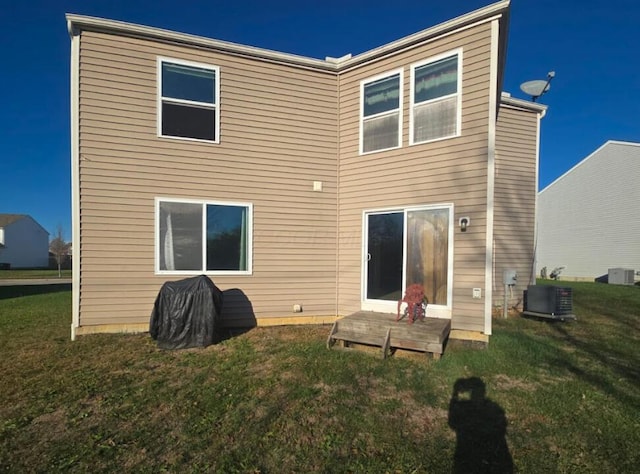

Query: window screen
[[412, 53, 460, 144]]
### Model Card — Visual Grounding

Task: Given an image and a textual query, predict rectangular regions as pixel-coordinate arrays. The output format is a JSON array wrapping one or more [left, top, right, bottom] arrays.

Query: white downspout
[[531, 108, 545, 285]]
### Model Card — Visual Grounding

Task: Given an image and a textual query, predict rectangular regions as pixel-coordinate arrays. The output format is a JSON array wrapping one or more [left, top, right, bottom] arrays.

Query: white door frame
[[361, 203, 454, 319]]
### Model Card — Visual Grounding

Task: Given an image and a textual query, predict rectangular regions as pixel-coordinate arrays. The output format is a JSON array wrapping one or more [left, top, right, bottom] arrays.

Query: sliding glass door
[[366, 212, 404, 301], [363, 205, 453, 318]]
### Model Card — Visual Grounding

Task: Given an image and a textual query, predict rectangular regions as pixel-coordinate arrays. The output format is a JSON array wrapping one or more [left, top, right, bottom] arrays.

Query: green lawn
[[0, 281, 638, 472]]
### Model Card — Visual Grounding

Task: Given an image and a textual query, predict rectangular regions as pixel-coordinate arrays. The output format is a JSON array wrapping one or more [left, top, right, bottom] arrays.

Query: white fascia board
[[500, 93, 548, 114], [341, 1, 510, 71], [65, 1, 510, 74], [65, 13, 335, 72], [605, 140, 640, 147]]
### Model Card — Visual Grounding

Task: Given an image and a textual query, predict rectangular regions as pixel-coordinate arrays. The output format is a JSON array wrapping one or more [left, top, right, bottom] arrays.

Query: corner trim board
[[484, 18, 500, 336], [70, 29, 81, 341]]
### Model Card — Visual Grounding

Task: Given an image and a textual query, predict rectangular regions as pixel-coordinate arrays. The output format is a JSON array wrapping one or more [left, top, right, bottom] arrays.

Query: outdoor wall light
[[459, 217, 470, 232]]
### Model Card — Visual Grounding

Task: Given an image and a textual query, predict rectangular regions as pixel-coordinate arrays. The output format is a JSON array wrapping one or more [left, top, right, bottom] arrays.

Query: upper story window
[[156, 198, 252, 275], [158, 58, 220, 143], [360, 70, 403, 154], [410, 50, 462, 145]]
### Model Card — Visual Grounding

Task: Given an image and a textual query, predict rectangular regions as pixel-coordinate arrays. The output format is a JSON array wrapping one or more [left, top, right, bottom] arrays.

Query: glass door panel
[[366, 212, 403, 301], [406, 209, 449, 306]]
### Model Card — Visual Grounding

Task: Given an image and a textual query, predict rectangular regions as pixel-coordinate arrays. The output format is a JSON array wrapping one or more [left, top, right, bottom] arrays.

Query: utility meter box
[[503, 269, 517, 286]]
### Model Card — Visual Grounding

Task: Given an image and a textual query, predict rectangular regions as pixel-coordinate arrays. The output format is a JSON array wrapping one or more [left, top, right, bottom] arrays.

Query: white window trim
[[409, 49, 463, 146], [157, 57, 221, 144], [359, 68, 404, 155], [154, 197, 253, 276]]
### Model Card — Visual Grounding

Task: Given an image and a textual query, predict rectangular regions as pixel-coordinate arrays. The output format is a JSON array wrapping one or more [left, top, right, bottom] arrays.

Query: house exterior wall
[[0, 217, 49, 268], [536, 141, 640, 279], [494, 103, 541, 309], [76, 30, 338, 329], [337, 21, 495, 332], [69, 2, 542, 339]]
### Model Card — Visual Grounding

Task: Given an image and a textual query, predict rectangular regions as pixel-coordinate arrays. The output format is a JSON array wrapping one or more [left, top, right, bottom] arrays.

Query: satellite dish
[[520, 71, 555, 102], [520, 80, 550, 97]]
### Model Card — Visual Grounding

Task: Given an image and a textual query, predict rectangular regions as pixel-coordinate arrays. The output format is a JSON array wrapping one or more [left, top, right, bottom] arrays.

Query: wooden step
[[327, 321, 391, 359], [327, 312, 451, 360]]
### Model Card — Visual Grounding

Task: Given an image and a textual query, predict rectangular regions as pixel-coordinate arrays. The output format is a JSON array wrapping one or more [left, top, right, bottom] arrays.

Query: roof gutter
[[501, 93, 548, 117], [66, 1, 511, 73], [64, 13, 336, 72], [340, 1, 510, 70], [66, 18, 74, 38]]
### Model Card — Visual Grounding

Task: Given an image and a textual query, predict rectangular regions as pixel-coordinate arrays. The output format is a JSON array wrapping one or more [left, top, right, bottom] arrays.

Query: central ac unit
[[523, 285, 575, 321], [608, 268, 635, 285]]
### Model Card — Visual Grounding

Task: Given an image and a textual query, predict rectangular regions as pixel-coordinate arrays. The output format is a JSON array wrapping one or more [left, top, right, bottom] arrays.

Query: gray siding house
[[0, 214, 50, 269], [536, 141, 640, 280]]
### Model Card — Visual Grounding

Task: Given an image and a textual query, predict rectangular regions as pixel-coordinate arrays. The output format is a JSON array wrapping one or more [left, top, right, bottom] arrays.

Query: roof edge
[[0, 214, 27, 228], [602, 140, 640, 147], [500, 93, 548, 113], [65, 13, 335, 71], [340, 1, 510, 70], [66, 1, 510, 73], [539, 140, 640, 195], [0, 214, 49, 234]]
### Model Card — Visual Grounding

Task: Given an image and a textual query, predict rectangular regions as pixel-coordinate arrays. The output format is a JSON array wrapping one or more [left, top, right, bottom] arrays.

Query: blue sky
[[2, 0, 639, 240]]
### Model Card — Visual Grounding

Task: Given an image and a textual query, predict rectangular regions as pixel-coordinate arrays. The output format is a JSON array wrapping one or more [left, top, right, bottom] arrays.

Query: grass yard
[[0, 281, 638, 473]]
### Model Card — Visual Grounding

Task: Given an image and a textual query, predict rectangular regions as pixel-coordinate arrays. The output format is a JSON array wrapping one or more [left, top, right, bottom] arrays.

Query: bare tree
[[49, 226, 70, 278]]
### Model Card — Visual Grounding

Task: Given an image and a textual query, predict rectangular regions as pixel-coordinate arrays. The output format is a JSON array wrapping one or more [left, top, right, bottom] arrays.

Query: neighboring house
[[67, 0, 546, 341], [48, 243, 73, 270], [0, 214, 50, 268], [536, 141, 640, 280]]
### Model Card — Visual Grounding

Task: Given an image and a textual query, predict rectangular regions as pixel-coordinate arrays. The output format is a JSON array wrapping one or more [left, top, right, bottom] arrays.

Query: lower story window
[[156, 198, 252, 274]]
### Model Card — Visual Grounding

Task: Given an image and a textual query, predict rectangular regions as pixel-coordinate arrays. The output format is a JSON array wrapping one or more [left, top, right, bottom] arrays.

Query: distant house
[[0, 214, 50, 269], [67, 0, 546, 341], [536, 141, 640, 280]]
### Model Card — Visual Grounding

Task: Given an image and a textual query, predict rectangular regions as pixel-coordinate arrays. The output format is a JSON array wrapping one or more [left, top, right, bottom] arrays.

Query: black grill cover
[[150, 275, 223, 349]]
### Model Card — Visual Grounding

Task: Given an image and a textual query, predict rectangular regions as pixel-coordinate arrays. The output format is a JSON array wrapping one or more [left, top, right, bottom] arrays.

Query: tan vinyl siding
[[72, 7, 524, 340], [77, 31, 338, 328], [494, 105, 539, 310], [337, 22, 493, 332]]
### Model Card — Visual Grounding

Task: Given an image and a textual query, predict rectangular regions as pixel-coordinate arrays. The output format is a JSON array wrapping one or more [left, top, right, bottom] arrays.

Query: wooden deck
[[327, 311, 451, 359]]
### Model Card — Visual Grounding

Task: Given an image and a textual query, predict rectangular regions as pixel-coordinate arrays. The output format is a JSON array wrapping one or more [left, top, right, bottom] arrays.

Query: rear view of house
[[0, 214, 49, 269], [68, 0, 544, 342]]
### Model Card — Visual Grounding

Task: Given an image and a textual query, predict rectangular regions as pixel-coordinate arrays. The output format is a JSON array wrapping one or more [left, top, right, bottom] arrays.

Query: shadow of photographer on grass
[[448, 377, 513, 473]]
